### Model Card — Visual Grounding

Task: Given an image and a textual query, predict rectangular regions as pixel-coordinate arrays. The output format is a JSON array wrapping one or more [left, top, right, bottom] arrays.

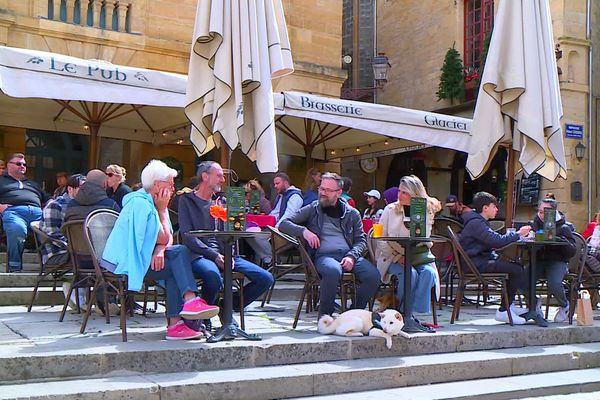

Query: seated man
[[0, 153, 49, 271], [39, 174, 86, 266], [444, 194, 473, 224], [459, 192, 531, 324], [102, 160, 219, 340], [531, 198, 576, 322], [64, 169, 120, 221], [245, 171, 302, 266], [178, 161, 274, 328], [279, 172, 380, 317]]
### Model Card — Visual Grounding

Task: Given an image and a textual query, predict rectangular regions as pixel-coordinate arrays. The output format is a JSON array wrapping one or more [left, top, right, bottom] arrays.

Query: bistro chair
[[432, 217, 464, 306], [82, 209, 131, 341], [60, 219, 97, 323], [261, 226, 303, 307], [27, 221, 72, 311], [446, 226, 514, 325], [565, 232, 591, 324], [293, 238, 357, 329]]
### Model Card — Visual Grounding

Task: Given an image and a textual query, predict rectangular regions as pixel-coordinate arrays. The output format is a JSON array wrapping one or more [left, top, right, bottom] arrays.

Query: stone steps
[[296, 369, 600, 400], [2, 345, 599, 400], [0, 287, 65, 307], [1, 319, 598, 384]]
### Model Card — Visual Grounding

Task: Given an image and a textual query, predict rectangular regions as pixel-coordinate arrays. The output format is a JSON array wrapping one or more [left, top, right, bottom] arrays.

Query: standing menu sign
[[410, 197, 427, 237], [226, 187, 246, 231], [543, 208, 557, 241], [249, 190, 261, 214]]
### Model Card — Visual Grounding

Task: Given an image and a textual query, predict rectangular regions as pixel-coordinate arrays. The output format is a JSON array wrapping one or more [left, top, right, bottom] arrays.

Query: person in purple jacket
[[459, 192, 532, 325]]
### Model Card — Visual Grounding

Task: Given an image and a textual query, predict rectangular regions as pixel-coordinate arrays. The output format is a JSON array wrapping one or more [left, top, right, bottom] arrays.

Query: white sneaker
[[495, 309, 527, 325], [554, 302, 569, 323], [509, 303, 528, 316]]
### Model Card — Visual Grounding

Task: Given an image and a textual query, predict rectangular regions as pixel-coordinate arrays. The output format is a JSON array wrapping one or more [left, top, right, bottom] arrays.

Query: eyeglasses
[[318, 186, 340, 194], [106, 172, 116, 177], [9, 161, 26, 167], [159, 180, 175, 189]]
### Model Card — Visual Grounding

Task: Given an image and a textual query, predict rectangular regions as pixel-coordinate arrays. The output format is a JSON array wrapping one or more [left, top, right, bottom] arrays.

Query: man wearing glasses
[[279, 172, 380, 316], [0, 153, 49, 272]]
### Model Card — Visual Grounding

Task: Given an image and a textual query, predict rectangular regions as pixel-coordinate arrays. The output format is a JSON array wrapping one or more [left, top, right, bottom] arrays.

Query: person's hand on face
[[153, 181, 173, 211]]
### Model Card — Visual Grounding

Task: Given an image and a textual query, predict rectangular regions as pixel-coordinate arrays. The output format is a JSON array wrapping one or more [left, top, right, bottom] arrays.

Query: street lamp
[[341, 52, 392, 101], [575, 141, 586, 162]]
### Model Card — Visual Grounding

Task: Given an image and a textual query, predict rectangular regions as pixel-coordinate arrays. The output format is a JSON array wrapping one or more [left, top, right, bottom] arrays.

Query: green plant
[[436, 44, 465, 104], [161, 156, 184, 182]]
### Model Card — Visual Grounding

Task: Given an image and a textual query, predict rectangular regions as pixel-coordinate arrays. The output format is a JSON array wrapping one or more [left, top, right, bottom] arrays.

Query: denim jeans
[[387, 262, 437, 314], [535, 260, 569, 308], [314, 249, 381, 316], [191, 255, 273, 310], [144, 245, 198, 318], [2, 205, 42, 270]]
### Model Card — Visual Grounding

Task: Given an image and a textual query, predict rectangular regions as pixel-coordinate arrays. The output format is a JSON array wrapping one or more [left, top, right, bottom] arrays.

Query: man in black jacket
[[279, 172, 380, 316], [459, 192, 532, 324], [531, 198, 576, 322]]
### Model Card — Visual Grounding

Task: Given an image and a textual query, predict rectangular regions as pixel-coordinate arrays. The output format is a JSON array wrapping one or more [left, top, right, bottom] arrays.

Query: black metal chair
[[293, 238, 357, 329], [432, 217, 464, 306], [446, 226, 514, 325], [261, 226, 304, 307], [27, 221, 72, 311]]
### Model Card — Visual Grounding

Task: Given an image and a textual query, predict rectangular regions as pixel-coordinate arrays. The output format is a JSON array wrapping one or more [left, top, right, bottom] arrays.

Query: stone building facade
[[0, 0, 346, 191], [360, 0, 595, 229]]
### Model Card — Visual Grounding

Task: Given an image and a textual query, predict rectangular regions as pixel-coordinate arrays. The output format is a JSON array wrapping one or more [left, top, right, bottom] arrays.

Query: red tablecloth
[[362, 218, 373, 233], [246, 214, 276, 228]]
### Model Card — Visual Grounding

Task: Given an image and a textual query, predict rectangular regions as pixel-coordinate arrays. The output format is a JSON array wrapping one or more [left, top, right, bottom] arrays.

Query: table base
[[207, 322, 262, 342], [520, 310, 550, 327]]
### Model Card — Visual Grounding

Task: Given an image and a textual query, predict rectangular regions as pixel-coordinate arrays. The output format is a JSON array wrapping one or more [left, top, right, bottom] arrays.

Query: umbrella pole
[[221, 144, 231, 186], [88, 122, 101, 170], [505, 148, 516, 227]]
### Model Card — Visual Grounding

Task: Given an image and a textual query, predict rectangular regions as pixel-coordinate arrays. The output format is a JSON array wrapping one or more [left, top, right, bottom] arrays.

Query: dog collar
[[369, 312, 383, 332]]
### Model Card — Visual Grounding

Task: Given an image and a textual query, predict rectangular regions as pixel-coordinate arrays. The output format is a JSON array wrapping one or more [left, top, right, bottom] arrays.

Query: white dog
[[317, 309, 410, 349]]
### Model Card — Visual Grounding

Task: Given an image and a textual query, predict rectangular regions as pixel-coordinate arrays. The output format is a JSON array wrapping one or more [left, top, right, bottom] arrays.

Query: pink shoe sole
[[165, 331, 204, 341], [179, 306, 220, 320]]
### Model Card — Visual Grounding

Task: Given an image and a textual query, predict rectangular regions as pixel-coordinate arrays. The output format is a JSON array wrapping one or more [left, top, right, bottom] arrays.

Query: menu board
[[226, 186, 246, 231], [543, 208, 556, 241], [519, 173, 541, 205], [410, 197, 427, 237], [249, 190, 261, 215]]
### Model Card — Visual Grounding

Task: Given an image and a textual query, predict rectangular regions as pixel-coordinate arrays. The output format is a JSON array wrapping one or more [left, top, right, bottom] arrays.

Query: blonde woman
[[243, 179, 272, 214], [376, 175, 441, 331], [105, 164, 132, 208]]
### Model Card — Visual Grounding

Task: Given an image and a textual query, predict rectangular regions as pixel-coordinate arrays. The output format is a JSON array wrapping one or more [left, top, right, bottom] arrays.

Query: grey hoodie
[[64, 182, 120, 221]]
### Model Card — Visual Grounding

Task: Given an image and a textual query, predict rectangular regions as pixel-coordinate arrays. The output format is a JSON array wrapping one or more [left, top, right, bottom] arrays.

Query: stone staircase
[[0, 303, 599, 400], [1, 250, 599, 400]]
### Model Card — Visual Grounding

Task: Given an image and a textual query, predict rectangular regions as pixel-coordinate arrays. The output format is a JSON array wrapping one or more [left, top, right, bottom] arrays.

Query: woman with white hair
[[105, 164, 132, 208], [376, 175, 441, 332], [102, 160, 219, 340]]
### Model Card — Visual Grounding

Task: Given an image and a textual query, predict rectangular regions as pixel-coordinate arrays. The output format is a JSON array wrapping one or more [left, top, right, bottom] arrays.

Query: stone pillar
[[117, 2, 129, 32], [65, 0, 75, 23], [105, 0, 116, 30], [52, 0, 61, 21], [91, 0, 101, 28]]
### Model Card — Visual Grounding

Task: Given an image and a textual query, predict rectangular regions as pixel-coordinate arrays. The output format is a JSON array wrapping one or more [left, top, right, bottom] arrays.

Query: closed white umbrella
[[185, 0, 293, 173], [466, 0, 567, 183]]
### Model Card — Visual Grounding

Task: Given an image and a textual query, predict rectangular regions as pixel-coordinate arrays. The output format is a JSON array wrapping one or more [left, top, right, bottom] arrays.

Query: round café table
[[516, 239, 568, 327], [187, 230, 270, 342], [373, 235, 447, 333]]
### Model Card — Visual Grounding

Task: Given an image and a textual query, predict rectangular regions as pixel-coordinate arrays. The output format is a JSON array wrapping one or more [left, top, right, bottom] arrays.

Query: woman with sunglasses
[[105, 164, 132, 209]]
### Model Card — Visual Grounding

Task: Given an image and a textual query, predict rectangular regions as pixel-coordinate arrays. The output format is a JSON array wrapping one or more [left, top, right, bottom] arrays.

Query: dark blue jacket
[[274, 186, 302, 221], [459, 211, 519, 270], [302, 189, 318, 207]]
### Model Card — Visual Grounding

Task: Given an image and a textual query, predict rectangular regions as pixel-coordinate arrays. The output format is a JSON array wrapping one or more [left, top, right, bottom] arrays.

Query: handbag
[[576, 290, 594, 326]]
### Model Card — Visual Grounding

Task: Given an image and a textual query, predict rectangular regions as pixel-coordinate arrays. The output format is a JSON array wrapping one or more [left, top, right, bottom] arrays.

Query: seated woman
[[102, 160, 219, 340], [375, 175, 441, 331], [244, 179, 272, 214]]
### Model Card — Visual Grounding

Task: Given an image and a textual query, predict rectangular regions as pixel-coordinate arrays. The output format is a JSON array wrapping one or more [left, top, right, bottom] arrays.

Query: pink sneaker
[[179, 298, 220, 320], [166, 321, 204, 341]]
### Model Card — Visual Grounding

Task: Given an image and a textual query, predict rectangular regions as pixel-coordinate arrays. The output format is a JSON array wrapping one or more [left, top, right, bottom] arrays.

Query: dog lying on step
[[317, 309, 410, 349]]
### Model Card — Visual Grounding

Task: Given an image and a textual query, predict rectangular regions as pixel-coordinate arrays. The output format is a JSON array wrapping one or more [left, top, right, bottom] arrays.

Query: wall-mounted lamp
[[575, 141, 586, 162]]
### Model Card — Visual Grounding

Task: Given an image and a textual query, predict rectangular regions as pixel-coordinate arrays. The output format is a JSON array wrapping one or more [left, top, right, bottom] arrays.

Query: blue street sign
[[565, 124, 584, 139]]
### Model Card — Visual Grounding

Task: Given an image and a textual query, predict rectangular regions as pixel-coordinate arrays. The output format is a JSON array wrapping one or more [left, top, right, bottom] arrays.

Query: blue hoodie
[[102, 188, 160, 292], [459, 211, 520, 270]]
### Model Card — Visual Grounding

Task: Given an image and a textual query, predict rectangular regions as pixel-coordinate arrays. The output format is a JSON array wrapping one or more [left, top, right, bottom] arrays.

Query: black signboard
[[518, 173, 540, 205]]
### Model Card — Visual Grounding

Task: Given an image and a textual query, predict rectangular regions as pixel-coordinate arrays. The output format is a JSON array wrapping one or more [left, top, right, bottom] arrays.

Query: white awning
[[273, 92, 472, 160]]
